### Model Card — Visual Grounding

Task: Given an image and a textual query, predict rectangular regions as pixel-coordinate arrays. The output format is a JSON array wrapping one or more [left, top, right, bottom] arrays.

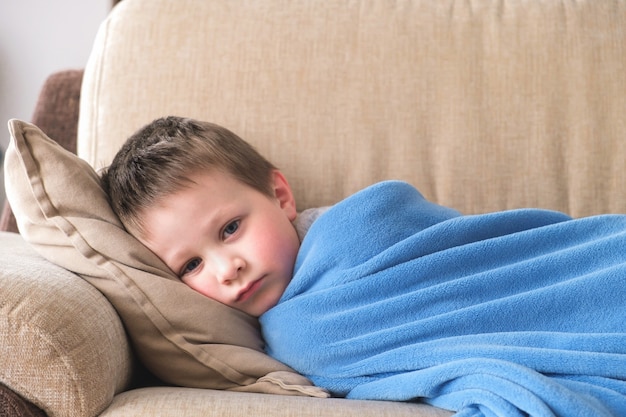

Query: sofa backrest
[[78, 0, 626, 217]]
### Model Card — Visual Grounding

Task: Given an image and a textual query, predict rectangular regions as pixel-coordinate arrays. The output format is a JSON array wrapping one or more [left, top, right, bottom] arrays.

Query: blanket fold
[[261, 181, 626, 417]]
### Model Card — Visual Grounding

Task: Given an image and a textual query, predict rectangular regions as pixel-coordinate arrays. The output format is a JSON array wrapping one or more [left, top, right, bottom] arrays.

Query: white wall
[[0, 0, 111, 211]]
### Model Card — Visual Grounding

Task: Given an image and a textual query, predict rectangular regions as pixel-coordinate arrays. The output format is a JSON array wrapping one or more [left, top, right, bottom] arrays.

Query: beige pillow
[[3, 119, 327, 398]]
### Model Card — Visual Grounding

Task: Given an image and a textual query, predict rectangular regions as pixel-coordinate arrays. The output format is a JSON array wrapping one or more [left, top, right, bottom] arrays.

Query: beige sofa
[[2, 0, 626, 416]]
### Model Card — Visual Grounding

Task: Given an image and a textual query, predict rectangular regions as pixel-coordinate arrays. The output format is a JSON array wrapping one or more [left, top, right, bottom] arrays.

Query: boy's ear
[[271, 170, 297, 221]]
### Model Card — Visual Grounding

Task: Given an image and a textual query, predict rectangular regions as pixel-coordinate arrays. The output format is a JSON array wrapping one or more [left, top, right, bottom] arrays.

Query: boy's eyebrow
[[139, 234, 186, 274], [162, 249, 188, 276], [148, 206, 229, 274]]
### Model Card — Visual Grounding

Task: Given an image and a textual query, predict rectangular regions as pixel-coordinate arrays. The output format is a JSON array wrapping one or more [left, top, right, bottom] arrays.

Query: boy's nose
[[215, 255, 245, 284]]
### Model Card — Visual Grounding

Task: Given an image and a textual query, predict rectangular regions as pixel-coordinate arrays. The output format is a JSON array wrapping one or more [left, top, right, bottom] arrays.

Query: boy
[[102, 115, 305, 317], [104, 116, 626, 416]]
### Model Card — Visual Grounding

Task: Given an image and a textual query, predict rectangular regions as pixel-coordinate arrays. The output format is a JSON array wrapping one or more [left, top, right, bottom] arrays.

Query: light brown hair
[[102, 116, 276, 235]]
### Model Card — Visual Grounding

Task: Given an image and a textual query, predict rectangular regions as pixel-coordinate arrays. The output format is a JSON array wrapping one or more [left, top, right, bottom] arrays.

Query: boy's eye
[[181, 258, 202, 276], [222, 220, 240, 239]]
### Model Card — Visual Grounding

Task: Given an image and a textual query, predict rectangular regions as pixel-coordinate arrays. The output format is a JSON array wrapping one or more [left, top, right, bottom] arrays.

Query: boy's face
[[137, 169, 300, 317]]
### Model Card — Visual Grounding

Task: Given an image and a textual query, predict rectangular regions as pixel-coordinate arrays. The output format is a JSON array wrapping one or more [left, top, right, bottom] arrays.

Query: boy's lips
[[236, 277, 264, 303]]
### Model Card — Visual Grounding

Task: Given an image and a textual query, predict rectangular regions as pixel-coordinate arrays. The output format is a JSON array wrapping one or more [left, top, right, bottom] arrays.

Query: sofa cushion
[[97, 386, 453, 417], [79, 0, 626, 218], [3, 119, 327, 397]]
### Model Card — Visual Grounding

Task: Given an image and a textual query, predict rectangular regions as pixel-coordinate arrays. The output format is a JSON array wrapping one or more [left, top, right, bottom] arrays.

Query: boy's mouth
[[236, 278, 264, 303]]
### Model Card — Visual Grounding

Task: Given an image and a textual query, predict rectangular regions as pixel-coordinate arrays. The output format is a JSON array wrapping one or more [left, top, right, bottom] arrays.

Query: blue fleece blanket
[[260, 181, 626, 417]]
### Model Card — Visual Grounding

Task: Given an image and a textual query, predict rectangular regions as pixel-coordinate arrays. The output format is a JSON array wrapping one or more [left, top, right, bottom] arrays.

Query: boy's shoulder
[[294, 206, 331, 241]]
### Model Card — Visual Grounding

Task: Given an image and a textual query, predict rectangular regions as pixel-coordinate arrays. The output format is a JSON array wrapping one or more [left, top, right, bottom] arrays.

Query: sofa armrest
[[0, 232, 133, 417], [0, 382, 45, 417]]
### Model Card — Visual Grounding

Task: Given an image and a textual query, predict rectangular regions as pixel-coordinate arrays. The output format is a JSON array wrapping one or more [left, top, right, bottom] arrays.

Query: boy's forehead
[[153, 168, 239, 202], [134, 171, 269, 261], [143, 170, 254, 218]]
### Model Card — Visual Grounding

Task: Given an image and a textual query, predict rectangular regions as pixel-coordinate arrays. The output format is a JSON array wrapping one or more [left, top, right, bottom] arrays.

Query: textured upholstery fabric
[[79, 0, 626, 218], [97, 387, 453, 417], [0, 383, 45, 417], [0, 70, 83, 233], [0, 232, 132, 417]]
